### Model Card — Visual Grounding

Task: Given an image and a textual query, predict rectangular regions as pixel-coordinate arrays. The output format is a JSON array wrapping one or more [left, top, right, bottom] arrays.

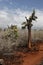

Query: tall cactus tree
[[22, 10, 37, 49]]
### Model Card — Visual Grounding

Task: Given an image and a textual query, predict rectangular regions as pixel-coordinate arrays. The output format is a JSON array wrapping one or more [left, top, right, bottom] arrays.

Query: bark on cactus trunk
[[28, 27, 32, 48]]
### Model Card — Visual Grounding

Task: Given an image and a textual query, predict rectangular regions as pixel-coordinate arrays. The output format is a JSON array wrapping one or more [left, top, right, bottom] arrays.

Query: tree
[[22, 10, 37, 49]]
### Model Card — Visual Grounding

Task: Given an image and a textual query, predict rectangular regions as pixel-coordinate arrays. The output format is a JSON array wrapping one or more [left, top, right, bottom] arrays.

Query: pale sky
[[0, 0, 43, 29]]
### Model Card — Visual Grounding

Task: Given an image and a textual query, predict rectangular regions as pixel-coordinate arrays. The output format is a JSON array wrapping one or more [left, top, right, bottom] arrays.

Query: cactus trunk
[[28, 27, 32, 49]]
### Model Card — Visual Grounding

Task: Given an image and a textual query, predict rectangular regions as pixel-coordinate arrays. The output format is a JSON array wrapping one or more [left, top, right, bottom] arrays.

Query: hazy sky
[[0, 0, 43, 29]]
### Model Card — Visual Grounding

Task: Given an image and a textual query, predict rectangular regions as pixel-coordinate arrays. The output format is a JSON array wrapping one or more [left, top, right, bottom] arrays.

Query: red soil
[[23, 43, 43, 65], [12, 43, 43, 65], [0, 43, 43, 65], [15, 43, 43, 65]]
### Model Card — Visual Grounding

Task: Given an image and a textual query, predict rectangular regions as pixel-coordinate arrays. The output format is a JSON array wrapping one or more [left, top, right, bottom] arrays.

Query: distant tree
[[22, 10, 37, 49]]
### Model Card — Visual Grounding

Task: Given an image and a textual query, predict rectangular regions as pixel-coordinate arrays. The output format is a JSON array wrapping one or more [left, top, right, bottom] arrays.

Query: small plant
[[4, 25, 18, 42]]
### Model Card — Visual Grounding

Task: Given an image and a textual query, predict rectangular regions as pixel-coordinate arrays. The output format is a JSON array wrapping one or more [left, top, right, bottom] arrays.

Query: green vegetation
[[4, 25, 18, 42]]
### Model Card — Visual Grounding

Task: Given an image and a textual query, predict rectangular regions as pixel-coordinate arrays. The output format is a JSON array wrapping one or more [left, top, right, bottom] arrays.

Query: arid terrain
[[0, 28, 43, 65], [0, 42, 43, 65], [23, 43, 43, 65]]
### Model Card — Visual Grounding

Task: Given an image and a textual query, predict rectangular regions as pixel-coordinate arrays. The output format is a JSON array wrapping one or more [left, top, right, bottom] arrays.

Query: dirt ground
[[23, 44, 43, 65], [0, 43, 43, 65], [14, 43, 43, 65]]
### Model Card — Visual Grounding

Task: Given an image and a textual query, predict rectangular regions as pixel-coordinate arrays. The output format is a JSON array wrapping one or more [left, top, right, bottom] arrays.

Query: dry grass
[[0, 28, 43, 52], [0, 28, 43, 65]]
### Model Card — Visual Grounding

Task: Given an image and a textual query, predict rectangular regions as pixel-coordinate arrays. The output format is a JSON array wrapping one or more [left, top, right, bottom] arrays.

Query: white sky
[[0, 8, 43, 29]]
